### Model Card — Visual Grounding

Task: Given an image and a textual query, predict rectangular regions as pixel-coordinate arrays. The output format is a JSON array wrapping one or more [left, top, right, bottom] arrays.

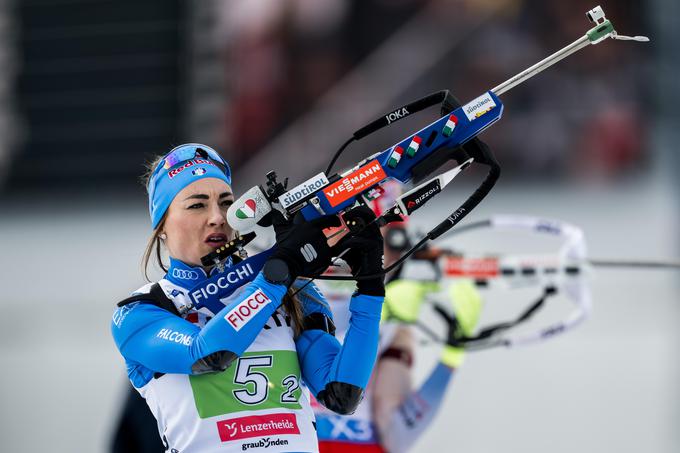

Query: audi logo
[[172, 269, 199, 280]]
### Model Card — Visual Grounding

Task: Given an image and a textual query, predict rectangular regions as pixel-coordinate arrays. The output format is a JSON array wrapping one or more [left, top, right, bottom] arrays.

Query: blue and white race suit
[[111, 257, 384, 453]]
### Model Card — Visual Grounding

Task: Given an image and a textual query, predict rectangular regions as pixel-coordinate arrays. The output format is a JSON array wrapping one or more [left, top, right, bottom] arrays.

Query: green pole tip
[[587, 19, 614, 44]]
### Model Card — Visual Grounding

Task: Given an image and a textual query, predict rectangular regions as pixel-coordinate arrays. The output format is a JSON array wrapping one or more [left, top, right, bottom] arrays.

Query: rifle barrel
[[492, 35, 590, 96]]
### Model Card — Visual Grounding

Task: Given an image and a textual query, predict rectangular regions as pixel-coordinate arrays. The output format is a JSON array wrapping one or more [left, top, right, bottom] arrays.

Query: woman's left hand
[[334, 206, 385, 297]]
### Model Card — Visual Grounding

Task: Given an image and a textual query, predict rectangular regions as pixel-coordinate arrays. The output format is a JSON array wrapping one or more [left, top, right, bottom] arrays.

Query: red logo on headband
[[168, 159, 216, 179]]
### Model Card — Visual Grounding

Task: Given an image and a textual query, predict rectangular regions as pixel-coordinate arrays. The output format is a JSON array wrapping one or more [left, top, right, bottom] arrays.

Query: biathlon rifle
[[193, 6, 648, 309]]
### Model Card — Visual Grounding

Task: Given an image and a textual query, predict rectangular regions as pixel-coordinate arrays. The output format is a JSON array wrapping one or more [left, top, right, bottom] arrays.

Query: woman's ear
[[159, 232, 167, 240]]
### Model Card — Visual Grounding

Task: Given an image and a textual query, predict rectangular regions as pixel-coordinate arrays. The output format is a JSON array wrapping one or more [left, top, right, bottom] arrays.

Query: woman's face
[[162, 178, 235, 267]]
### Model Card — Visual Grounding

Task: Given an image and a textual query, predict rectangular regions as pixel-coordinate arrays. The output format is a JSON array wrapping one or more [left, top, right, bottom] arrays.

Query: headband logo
[[167, 158, 215, 179], [192, 168, 207, 176]]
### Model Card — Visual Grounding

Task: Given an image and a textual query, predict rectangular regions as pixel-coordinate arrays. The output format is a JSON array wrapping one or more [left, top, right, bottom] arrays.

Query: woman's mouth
[[205, 234, 228, 248]]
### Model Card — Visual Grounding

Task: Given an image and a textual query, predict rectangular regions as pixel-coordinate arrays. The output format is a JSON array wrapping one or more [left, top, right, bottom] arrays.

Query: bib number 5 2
[[232, 355, 300, 405]]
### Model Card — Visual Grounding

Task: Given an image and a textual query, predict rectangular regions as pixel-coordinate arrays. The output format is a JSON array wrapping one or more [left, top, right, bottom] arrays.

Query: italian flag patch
[[406, 136, 422, 158], [442, 114, 458, 137], [235, 199, 256, 219], [387, 146, 404, 168]]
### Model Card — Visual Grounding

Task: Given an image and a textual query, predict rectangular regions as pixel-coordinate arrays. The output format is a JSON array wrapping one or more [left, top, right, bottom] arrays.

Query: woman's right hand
[[263, 210, 341, 285]]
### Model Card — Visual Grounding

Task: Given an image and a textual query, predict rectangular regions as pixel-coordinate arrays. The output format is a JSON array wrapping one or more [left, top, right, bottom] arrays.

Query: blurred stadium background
[[0, 0, 678, 452]]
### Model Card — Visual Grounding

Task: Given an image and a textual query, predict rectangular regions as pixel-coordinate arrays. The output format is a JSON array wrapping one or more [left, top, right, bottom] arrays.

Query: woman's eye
[[188, 203, 204, 209], [221, 200, 233, 208]]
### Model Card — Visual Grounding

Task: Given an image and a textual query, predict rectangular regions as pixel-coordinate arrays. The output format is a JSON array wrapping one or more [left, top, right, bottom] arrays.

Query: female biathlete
[[313, 189, 483, 453], [110, 143, 385, 453]]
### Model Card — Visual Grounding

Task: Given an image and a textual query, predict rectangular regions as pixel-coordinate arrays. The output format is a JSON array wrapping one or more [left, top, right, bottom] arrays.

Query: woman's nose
[[208, 203, 226, 226]]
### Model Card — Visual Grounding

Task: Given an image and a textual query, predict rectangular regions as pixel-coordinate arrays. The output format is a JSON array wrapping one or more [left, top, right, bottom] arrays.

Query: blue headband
[[148, 143, 232, 229]]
